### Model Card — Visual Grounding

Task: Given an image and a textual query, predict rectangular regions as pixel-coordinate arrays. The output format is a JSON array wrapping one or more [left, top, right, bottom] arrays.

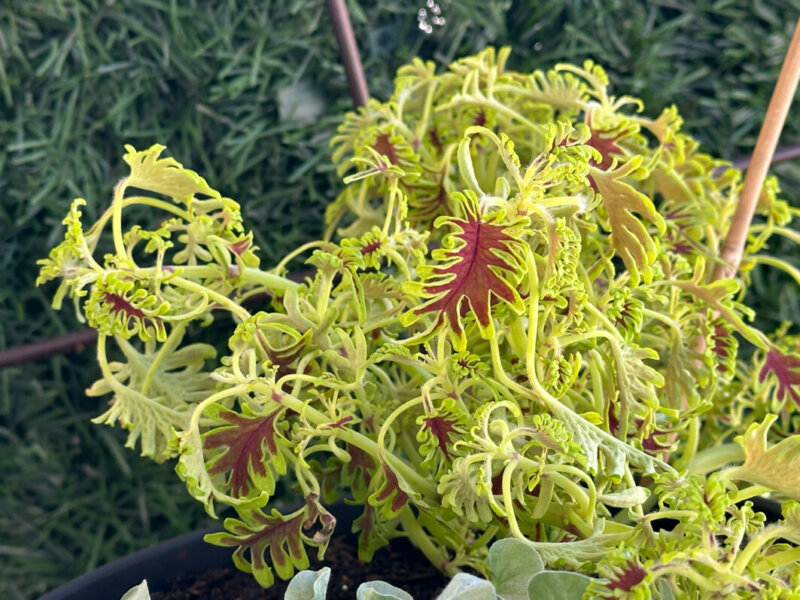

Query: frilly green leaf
[[588, 158, 665, 286], [727, 414, 800, 501], [88, 332, 216, 461], [123, 144, 220, 202], [204, 496, 334, 588], [438, 455, 494, 523]]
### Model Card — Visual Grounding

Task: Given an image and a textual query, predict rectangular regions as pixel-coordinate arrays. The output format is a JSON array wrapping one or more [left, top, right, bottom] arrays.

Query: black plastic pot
[[38, 525, 228, 600], [750, 496, 782, 522], [38, 498, 783, 600], [39, 503, 362, 600]]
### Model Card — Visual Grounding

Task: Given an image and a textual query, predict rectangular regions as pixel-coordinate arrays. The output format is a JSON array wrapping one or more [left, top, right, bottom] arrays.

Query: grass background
[[2, 1, 800, 598]]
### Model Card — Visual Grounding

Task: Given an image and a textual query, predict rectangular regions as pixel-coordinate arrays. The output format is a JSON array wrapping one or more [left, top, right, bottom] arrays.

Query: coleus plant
[[39, 47, 800, 598]]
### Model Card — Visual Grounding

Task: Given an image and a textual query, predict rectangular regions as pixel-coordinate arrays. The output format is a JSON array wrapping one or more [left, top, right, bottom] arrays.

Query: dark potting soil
[[150, 535, 448, 600]]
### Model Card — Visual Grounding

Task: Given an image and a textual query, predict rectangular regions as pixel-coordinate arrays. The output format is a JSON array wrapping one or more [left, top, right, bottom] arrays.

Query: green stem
[[651, 564, 719, 592], [90, 195, 191, 247], [544, 463, 597, 513], [749, 254, 800, 287], [398, 506, 455, 575], [256, 385, 437, 498], [141, 321, 187, 395], [273, 240, 336, 274], [316, 271, 333, 319], [558, 329, 616, 347], [563, 505, 595, 538], [641, 509, 699, 523], [540, 468, 590, 514], [537, 196, 589, 210], [558, 327, 628, 430], [673, 416, 700, 471], [484, 98, 540, 131], [748, 224, 800, 245], [241, 267, 300, 292], [584, 302, 626, 341], [377, 396, 424, 457], [501, 461, 526, 537], [641, 308, 682, 334], [132, 265, 299, 293], [493, 84, 587, 110], [731, 484, 772, 503], [168, 275, 251, 321], [732, 524, 791, 575], [397, 431, 425, 470], [188, 383, 250, 433], [112, 179, 128, 257]]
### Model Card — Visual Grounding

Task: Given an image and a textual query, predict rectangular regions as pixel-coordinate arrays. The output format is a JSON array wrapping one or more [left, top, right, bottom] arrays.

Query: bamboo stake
[[713, 17, 800, 282]]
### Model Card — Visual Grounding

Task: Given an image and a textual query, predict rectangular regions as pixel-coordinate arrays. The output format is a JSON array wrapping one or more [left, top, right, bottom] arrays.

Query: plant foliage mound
[[40, 48, 800, 598]]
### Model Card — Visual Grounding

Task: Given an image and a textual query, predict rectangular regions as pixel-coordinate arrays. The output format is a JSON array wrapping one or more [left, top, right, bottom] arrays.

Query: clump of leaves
[[40, 48, 800, 598]]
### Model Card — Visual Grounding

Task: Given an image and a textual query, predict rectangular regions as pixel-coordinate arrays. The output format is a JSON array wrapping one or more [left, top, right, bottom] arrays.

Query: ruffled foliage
[[41, 49, 800, 597]]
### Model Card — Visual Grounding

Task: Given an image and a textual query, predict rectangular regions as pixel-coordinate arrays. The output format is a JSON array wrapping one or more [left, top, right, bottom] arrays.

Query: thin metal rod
[[713, 17, 800, 281], [0, 270, 315, 370], [733, 142, 800, 169], [326, 0, 369, 107], [0, 329, 98, 368]]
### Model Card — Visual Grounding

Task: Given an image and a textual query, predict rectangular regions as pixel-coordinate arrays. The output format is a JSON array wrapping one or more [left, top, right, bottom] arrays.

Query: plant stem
[[377, 396, 424, 457], [112, 179, 128, 257], [748, 224, 800, 245], [132, 265, 300, 293], [732, 524, 790, 575], [90, 196, 191, 243], [168, 275, 251, 321], [641, 308, 682, 334], [141, 321, 187, 395], [398, 506, 455, 575], [273, 240, 336, 274], [748, 255, 800, 287], [256, 385, 438, 498], [731, 484, 772, 503], [650, 564, 721, 592], [673, 416, 700, 471]]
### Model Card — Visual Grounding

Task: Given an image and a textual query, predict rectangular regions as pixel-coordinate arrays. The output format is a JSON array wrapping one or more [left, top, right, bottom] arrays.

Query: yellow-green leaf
[[727, 415, 800, 500], [123, 144, 221, 202], [589, 158, 665, 285]]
